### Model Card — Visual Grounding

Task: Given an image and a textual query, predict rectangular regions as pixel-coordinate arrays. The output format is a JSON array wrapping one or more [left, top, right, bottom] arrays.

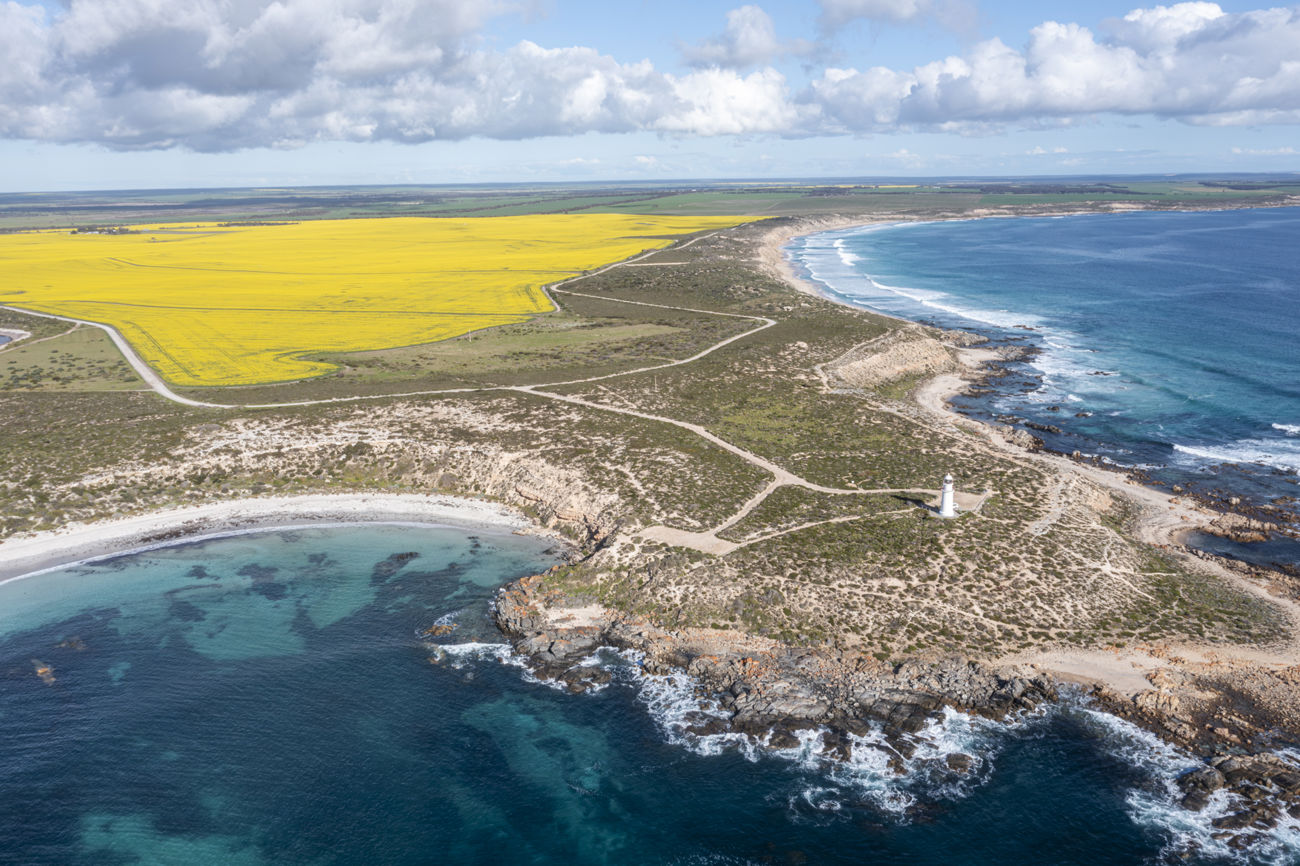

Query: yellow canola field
[[0, 214, 750, 387]]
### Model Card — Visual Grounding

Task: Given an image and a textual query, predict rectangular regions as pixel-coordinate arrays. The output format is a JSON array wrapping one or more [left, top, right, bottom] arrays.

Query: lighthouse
[[938, 474, 957, 518]]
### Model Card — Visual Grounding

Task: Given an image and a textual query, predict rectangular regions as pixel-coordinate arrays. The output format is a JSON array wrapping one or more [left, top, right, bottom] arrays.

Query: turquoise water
[[2, 524, 1298, 863], [788, 208, 1300, 568]]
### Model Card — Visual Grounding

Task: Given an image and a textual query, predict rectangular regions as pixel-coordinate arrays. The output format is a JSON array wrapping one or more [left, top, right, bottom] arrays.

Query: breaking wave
[[447, 641, 1300, 858], [1077, 704, 1300, 864], [1172, 438, 1300, 474]]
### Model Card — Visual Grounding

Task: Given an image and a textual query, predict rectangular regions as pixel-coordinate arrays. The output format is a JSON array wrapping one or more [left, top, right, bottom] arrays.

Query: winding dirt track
[[2, 232, 945, 551]]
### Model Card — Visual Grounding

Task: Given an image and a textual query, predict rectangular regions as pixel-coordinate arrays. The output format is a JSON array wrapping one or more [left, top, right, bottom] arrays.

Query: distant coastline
[[764, 201, 1300, 311]]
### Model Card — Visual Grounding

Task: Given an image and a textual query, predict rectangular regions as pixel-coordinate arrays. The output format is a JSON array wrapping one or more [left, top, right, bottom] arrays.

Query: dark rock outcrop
[[493, 574, 1056, 751]]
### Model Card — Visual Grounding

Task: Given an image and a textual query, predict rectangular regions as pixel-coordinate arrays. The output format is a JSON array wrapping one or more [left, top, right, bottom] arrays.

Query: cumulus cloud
[[3, 0, 1300, 151], [810, 3, 1300, 132], [658, 67, 810, 134], [3, 0, 805, 149], [682, 5, 812, 68], [1103, 1, 1226, 51]]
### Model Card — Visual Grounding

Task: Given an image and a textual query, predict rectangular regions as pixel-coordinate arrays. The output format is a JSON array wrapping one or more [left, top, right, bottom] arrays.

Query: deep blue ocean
[[3, 525, 1299, 864], [788, 208, 1300, 569]]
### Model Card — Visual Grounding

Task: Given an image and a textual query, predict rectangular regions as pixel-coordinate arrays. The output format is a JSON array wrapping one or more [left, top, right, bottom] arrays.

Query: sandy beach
[[0, 492, 551, 584]]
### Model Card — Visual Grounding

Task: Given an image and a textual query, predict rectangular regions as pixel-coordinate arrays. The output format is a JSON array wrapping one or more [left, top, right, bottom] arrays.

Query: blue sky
[[1, 0, 1296, 190]]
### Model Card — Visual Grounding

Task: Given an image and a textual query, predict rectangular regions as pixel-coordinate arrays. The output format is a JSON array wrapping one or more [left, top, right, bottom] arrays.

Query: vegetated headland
[[4, 176, 1300, 851]]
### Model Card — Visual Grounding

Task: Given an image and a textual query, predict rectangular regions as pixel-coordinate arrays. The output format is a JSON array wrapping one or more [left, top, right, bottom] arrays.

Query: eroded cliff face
[[445, 447, 620, 545]]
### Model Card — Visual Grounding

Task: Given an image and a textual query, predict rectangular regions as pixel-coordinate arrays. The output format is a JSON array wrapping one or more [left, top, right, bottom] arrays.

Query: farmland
[[0, 214, 748, 387]]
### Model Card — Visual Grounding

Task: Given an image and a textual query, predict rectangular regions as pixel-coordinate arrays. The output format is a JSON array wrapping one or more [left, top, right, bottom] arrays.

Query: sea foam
[[797, 228, 1046, 332], [609, 651, 1041, 819], [629, 660, 1300, 856], [832, 238, 861, 267], [794, 224, 1131, 420], [1172, 438, 1300, 474], [1074, 699, 1300, 863], [461, 640, 1300, 856]]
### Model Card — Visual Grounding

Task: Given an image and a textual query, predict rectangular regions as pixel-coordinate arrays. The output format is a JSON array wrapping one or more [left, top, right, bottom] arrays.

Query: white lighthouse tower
[[938, 474, 957, 518]]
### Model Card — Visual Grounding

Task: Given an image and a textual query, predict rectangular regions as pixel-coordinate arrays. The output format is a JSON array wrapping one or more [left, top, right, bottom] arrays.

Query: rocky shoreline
[[974, 374, 1300, 547], [488, 569, 1300, 851], [493, 571, 1056, 763], [1099, 686, 1300, 850]]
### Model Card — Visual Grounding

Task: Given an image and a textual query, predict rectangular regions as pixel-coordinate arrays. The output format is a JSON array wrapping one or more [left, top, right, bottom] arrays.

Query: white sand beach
[[0, 493, 548, 584]]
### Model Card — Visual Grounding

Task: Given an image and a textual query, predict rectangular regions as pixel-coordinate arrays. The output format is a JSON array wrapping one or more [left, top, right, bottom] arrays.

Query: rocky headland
[[490, 547, 1300, 851]]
